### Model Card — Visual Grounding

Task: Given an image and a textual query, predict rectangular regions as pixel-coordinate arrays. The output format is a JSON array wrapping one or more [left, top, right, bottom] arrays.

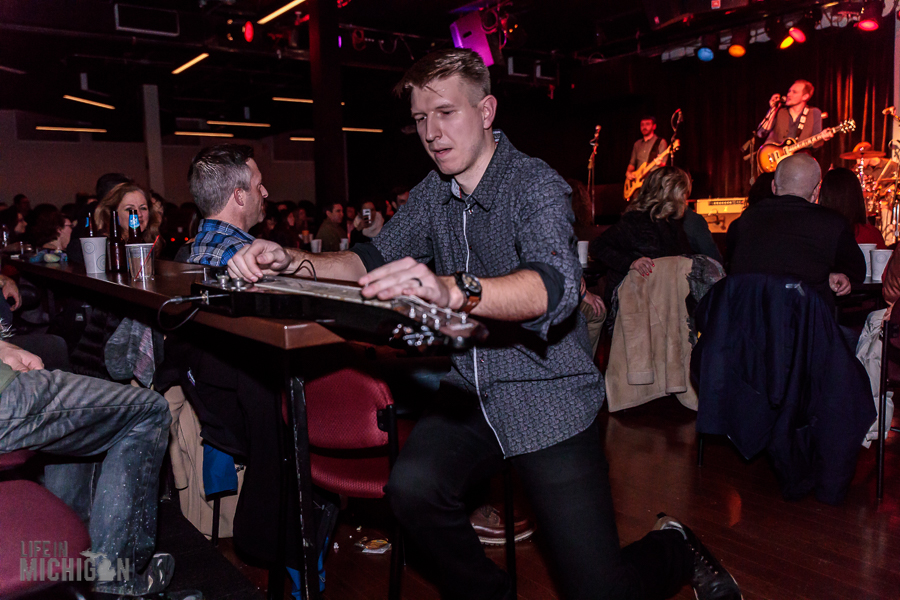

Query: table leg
[[285, 355, 320, 600]]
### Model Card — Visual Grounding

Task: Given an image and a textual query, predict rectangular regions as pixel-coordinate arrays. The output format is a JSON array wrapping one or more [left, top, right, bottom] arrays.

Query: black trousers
[[386, 395, 692, 600]]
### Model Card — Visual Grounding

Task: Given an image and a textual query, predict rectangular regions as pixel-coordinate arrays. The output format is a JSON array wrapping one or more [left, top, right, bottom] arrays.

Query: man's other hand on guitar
[[359, 257, 463, 310], [822, 129, 834, 141], [228, 239, 292, 282], [625, 172, 636, 181]]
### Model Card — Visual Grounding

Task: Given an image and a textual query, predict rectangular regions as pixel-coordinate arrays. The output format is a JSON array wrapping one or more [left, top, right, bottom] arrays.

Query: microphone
[[884, 106, 896, 116]]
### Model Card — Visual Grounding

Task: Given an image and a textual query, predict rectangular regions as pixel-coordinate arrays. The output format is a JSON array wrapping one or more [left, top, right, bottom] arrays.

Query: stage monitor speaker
[[450, 12, 501, 67]]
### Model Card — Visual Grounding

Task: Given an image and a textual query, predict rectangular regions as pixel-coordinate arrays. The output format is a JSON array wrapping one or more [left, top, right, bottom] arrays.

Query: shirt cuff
[[350, 242, 386, 273], [516, 261, 565, 320]]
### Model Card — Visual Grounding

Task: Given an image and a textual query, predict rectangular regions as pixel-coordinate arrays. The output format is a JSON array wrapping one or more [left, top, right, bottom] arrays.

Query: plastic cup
[[859, 243, 877, 280], [871, 249, 893, 283], [310, 239, 322, 253], [577, 240, 590, 268], [126, 243, 155, 280], [80, 237, 107, 275], [339, 238, 349, 251]]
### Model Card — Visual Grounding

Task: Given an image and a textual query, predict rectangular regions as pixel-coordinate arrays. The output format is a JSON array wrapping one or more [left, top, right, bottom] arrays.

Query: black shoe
[[654, 513, 743, 600]]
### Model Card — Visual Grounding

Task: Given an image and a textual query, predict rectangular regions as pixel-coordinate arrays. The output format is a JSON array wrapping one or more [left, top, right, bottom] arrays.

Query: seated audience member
[[269, 206, 300, 249], [818, 167, 886, 248], [0, 206, 27, 245], [66, 173, 133, 265], [175, 144, 302, 572], [315, 202, 345, 252], [32, 210, 73, 252], [13, 193, 31, 217], [747, 172, 776, 206], [24, 204, 60, 246], [350, 200, 385, 247], [95, 183, 161, 245], [679, 205, 723, 264], [726, 154, 866, 310], [185, 145, 266, 264], [589, 167, 694, 310], [0, 339, 175, 596]]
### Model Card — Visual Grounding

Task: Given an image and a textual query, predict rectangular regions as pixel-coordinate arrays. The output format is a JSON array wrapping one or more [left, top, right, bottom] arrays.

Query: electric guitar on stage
[[624, 139, 681, 200], [756, 119, 856, 173]]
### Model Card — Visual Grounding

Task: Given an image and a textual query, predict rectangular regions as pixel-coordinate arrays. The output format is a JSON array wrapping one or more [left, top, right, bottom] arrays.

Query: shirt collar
[[442, 129, 508, 210], [198, 218, 254, 241]]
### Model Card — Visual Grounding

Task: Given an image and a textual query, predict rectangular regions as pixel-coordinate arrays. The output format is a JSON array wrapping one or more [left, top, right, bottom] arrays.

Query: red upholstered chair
[[0, 451, 91, 599], [305, 367, 407, 600]]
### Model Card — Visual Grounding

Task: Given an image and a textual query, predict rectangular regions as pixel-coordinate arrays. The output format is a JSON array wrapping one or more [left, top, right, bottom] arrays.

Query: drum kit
[[842, 107, 900, 243]]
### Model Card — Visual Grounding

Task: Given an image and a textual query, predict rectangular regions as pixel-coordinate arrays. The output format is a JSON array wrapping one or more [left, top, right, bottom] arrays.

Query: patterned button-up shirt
[[188, 219, 255, 266], [355, 131, 604, 456]]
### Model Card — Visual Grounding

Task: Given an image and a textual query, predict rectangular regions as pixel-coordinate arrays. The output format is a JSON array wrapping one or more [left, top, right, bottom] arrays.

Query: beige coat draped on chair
[[606, 256, 698, 412]]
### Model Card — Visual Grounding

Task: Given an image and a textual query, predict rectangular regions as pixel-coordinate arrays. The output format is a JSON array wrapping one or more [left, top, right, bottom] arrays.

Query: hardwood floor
[[223, 396, 900, 600]]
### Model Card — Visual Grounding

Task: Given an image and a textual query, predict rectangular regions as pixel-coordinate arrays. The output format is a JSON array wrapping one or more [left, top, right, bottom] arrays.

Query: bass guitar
[[756, 119, 856, 173], [624, 139, 681, 200]]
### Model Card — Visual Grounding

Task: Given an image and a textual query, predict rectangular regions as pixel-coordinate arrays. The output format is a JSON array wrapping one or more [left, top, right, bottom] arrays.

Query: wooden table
[[14, 258, 340, 600]]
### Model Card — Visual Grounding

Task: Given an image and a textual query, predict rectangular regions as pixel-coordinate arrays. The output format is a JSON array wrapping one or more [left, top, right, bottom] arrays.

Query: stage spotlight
[[858, 0, 883, 30], [766, 19, 792, 49], [728, 29, 749, 57], [698, 33, 718, 61], [788, 25, 806, 43]]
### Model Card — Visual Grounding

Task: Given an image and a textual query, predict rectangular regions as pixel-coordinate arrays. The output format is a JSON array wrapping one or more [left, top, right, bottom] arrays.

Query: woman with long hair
[[94, 183, 161, 244], [589, 166, 693, 306], [818, 167, 886, 248]]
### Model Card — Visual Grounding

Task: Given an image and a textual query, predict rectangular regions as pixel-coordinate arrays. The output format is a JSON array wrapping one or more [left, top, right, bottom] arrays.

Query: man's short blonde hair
[[393, 48, 491, 104]]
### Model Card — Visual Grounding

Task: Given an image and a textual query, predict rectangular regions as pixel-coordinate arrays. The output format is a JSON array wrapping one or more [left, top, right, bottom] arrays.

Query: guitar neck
[[788, 128, 830, 153]]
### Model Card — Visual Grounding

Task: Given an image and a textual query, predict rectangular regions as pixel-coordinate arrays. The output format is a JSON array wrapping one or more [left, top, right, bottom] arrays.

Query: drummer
[[846, 142, 898, 185]]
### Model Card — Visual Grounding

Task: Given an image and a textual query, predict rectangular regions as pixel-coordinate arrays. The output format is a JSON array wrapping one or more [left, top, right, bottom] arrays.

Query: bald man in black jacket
[[726, 154, 866, 310]]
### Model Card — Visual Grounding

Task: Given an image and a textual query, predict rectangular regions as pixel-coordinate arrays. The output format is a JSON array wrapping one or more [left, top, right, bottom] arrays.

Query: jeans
[[386, 394, 691, 600], [0, 369, 170, 590]]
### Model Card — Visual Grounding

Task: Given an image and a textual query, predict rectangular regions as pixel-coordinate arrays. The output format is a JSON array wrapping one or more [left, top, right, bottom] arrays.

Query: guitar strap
[[795, 106, 810, 137], [648, 137, 662, 163]]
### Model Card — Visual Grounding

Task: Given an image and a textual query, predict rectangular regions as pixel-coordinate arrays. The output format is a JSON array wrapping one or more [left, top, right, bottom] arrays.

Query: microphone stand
[[587, 125, 601, 223], [747, 99, 783, 182], [669, 110, 682, 167]]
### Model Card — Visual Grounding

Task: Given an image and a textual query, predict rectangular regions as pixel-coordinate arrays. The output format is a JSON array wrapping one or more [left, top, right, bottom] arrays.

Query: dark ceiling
[[0, 0, 851, 141]]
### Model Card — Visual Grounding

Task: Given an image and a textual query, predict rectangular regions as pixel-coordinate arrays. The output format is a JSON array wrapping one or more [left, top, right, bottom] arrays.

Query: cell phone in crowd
[[362, 208, 372, 224]]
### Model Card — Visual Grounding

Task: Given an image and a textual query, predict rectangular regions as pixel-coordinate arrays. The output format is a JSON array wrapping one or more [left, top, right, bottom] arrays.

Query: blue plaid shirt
[[188, 219, 255, 266]]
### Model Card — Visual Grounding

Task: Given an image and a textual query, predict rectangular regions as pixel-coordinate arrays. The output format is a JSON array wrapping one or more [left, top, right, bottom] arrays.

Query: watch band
[[454, 271, 482, 313]]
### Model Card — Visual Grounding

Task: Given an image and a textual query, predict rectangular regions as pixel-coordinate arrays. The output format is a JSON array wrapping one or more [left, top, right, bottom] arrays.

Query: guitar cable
[[156, 293, 229, 331]]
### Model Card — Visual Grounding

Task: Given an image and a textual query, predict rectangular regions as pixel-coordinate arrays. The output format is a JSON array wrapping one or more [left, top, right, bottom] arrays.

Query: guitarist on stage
[[625, 116, 667, 183], [757, 80, 833, 148]]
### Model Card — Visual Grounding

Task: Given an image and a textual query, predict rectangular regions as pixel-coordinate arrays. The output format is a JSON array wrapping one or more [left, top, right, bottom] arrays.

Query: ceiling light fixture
[[258, 0, 307, 25], [342, 127, 383, 133], [766, 19, 793, 49], [273, 97, 345, 105], [206, 120, 271, 127], [728, 30, 749, 57], [697, 33, 718, 61], [858, 0, 883, 30], [172, 53, 210, 75], [36, 126, 107, 133], [63, 95, 115, 110], [174, 131, 234, 138], [290, 136, 315, 141]]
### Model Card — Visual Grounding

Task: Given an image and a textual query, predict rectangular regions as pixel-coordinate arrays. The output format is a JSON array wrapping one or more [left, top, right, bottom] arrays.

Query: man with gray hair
[[186, 144, 268, 265], [726, 154, 865, 307]]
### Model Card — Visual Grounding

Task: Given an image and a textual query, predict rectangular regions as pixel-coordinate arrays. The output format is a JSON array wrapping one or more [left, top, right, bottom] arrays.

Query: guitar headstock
[[835, 119, 856, 134]]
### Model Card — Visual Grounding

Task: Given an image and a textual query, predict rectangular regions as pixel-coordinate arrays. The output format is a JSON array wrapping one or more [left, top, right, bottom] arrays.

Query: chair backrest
[[305, 367, 393, 450]]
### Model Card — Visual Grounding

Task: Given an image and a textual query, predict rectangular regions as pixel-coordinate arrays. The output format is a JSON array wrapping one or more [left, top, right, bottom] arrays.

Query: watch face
[[462, 272, 481, 294]]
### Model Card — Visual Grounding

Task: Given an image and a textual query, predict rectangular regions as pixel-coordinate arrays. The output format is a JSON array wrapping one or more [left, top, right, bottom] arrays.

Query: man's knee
[[386, 455, 452, 522]]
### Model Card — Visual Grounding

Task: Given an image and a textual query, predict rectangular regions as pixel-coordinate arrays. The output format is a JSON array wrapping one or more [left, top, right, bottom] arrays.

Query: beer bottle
[[107, 212, 127, 273], [126, 208, 141, 244], [85, 212, 96, 237]]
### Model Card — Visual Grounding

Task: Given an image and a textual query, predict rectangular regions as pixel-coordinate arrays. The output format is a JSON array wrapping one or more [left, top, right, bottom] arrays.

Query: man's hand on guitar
[[228, 239, 293, 282], [822, 129, 834, 141], [625, 171, 636, 181], [359, 257, 462, 309]]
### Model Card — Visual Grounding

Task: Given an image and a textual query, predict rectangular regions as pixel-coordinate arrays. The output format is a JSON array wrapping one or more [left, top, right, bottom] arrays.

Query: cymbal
[[840, 150, 886, 160]]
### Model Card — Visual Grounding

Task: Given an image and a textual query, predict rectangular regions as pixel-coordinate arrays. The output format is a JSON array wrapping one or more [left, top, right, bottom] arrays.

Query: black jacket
[[691, 274, 875, 505], [725, 195, 866, 308]]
